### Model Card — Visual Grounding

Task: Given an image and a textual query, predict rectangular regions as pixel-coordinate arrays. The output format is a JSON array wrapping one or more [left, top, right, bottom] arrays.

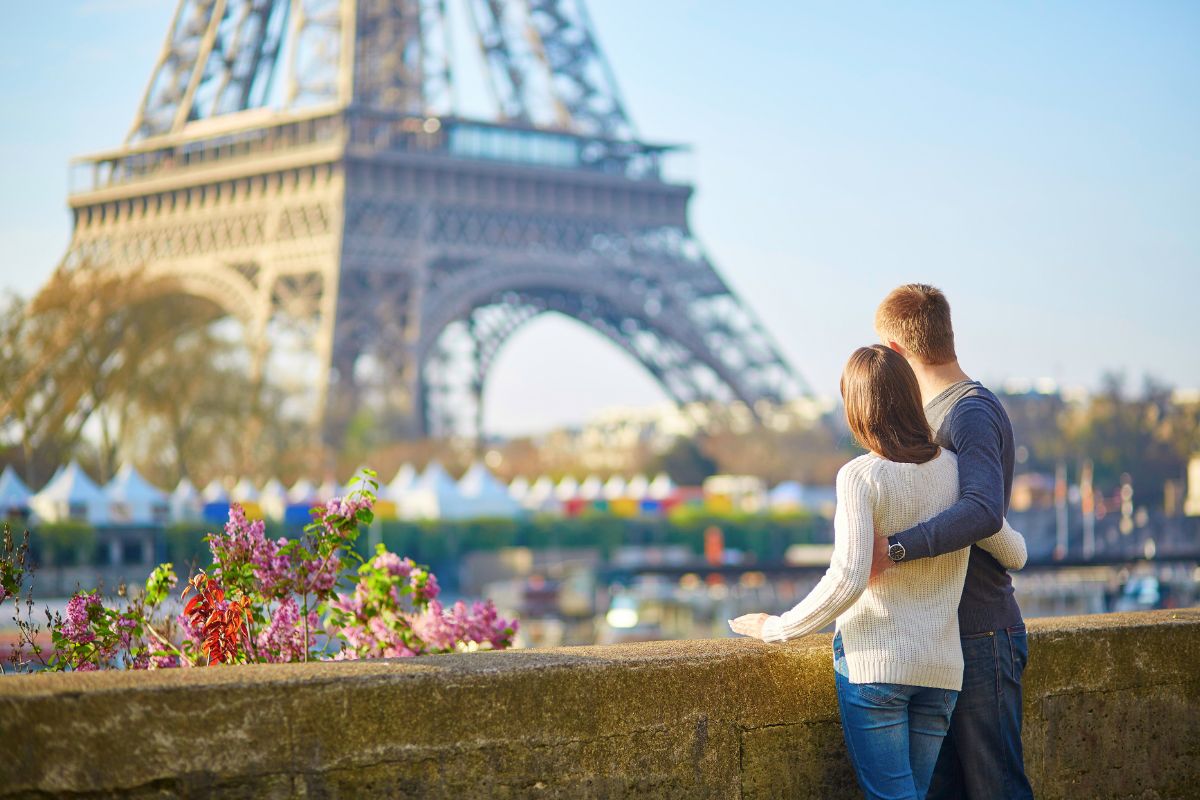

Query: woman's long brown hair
[[840, 345, 940, 464]]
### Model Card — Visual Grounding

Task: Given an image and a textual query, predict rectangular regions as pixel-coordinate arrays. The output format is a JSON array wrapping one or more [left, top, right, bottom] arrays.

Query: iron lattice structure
[[64, 0, 807, 441]]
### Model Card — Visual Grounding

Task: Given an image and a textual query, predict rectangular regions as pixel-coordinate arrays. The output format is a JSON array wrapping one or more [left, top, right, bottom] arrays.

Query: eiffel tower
[[63, 0, 806, 442]]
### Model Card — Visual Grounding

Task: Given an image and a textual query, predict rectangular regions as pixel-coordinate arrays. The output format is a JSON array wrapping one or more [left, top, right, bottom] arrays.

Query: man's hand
[[728, 613, 770, 640], [870, 534, 896, 582]]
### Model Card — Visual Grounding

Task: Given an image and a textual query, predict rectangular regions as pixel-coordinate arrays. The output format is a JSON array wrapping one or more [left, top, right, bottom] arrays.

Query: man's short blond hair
[[874, 284, 957, 365]]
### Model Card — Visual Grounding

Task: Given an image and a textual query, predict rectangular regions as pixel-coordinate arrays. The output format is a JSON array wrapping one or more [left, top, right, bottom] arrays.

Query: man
[[870, 284, 1033, 800]]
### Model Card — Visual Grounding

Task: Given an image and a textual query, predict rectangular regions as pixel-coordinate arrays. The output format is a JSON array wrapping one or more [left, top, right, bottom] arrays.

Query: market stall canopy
[[105, 463, 169, 525], [578, 475, 603, 500], [0, 466, 32, 513], [201, 479, 230, 504], [458, 462, 522, 518], [554, 476, 580, 501], [402, 461, 468, 520], [507, 475, 530, 500], [602, 475, 627, 501], [648, 473, 675, 500], [231, 477, 261, 503], [288, 479, 318, 504], [31, 462, 109, 525], [170, 478, 203, 522], [626, 474, 650, 500], [259, 478, 289, 520]]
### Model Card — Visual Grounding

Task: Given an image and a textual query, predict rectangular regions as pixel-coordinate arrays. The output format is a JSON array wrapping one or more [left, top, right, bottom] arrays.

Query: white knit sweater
[[760, 450, 1027, 691]]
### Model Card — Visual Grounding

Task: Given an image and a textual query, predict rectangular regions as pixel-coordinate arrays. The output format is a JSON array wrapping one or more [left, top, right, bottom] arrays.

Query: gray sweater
[[886, 380, 1024, 635]]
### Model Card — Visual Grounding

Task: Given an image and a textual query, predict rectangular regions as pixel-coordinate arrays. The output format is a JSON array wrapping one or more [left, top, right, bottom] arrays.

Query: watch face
[[888, 543, 905, 562]]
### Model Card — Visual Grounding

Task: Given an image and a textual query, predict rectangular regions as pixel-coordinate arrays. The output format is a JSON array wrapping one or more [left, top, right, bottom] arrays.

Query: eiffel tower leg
[[469, 315, 485, 454]]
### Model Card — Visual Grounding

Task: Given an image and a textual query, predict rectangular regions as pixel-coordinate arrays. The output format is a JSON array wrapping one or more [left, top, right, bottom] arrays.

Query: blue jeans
[[833, 632, 959, 800], [927, 623, 1034, 800]]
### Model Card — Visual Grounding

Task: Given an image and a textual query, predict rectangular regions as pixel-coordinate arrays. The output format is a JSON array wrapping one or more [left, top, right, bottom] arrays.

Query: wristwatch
[[887, 541, 906, 563]]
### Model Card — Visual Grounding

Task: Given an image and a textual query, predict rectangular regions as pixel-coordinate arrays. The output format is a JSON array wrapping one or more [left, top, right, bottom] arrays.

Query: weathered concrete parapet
[[2, 609, 1198, 798]]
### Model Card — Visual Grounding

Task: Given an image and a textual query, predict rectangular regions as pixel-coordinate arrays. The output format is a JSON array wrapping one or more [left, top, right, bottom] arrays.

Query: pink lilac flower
[[412, 598, 517, 653], [62, 592, 101, 644], [303, 555, 340, 594], [151, 654, 180, 669], [75, 661, 98, 672], [412, 599, 457, 652], [209, 504, 292, 596], [328, 589, 364, 618], [176, 609, 204, 646], [371, 550, 414, 579], [255, 597, 317, 663], [413, 572, 439, 602], [321, 495, 372, 533], [116, 616, 137, 650]]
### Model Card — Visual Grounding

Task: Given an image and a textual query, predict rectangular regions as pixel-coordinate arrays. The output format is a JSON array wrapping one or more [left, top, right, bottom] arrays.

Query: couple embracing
[[730, 284, 1034, 800]]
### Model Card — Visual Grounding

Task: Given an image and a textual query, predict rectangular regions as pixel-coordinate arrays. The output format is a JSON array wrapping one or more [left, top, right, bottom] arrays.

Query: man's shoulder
[[943, 383, 1013, 450], [947, 383, 1010, 425]]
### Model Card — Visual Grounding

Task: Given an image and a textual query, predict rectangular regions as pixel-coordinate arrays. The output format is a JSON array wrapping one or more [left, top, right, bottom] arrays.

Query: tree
[[650, 437, 718, 486], [1, 266, 314, 489]]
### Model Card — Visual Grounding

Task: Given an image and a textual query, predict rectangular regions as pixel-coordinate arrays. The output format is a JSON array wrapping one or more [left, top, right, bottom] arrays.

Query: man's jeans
[[927, 623, 1034, 800], [833, 633, 958, 800]]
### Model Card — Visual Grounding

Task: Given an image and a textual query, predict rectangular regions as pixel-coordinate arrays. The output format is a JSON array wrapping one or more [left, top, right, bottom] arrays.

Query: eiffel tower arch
[[62, 0, 807, 443]]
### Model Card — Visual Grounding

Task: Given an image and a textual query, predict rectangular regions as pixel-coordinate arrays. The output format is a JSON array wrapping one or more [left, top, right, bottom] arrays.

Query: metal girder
[[128, 0, 290, 141], [524, 0, 633, 139], [412, 244, 799, 437], [285, 0, 346, 107], [129, 0, 633, 137], [465, 0, 534, 123], [464, 0, 632, 137], [206, 0, 290, 116], [352, 0, 425, 113]]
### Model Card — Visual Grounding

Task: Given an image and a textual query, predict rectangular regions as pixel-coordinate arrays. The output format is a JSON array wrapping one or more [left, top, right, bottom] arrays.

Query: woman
[[729, 345, 1026, 800]]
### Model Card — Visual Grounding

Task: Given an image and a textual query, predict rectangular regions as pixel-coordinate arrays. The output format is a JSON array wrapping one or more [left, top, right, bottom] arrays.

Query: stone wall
[[2, 608, 1198, 798]]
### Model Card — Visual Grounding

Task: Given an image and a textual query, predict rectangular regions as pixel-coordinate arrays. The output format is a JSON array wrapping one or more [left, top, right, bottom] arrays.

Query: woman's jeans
[[833, 632, 958, 800]]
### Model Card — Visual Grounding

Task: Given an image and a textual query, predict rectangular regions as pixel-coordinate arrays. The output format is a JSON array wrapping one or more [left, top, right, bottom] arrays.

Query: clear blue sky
[[1, 1, 1197, 434]]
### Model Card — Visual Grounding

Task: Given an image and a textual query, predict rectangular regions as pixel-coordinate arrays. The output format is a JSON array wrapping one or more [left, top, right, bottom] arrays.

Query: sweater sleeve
[[886, 398, 1006, 562], [761, 461, 876, 643], [974, 517, 1028, 570]]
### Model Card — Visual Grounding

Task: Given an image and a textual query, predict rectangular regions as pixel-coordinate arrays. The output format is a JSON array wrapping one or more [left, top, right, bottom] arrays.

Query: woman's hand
[[728, 613, 770, 640]]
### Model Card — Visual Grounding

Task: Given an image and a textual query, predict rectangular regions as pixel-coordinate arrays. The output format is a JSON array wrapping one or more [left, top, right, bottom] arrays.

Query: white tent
[[31, 462, 109, 525], [525, 476, 561, 513], [170, 478, 203, 522], [385, 464, 418, 502], [648, 473, 675, 500], [402, 461, 469, 520], [201, 479, 230, 504], [0, 466, 32, 516], [288, 478, 318, 504], [105, 464, 169, 525], [578, 475, 603, 500], [259, 478, 289, 520], [316, 478, 340, 501], [554, 476, 579, 501], [626, 474, 650, 500], [602, 475, 628, 501], [507, 475, 530, 501], [231, 477, 261, 504], [458, 462, 522, 518]]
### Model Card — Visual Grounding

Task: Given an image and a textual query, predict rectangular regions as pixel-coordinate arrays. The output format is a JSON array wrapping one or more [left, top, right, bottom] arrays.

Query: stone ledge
[[2, 609, 1198, 798]]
